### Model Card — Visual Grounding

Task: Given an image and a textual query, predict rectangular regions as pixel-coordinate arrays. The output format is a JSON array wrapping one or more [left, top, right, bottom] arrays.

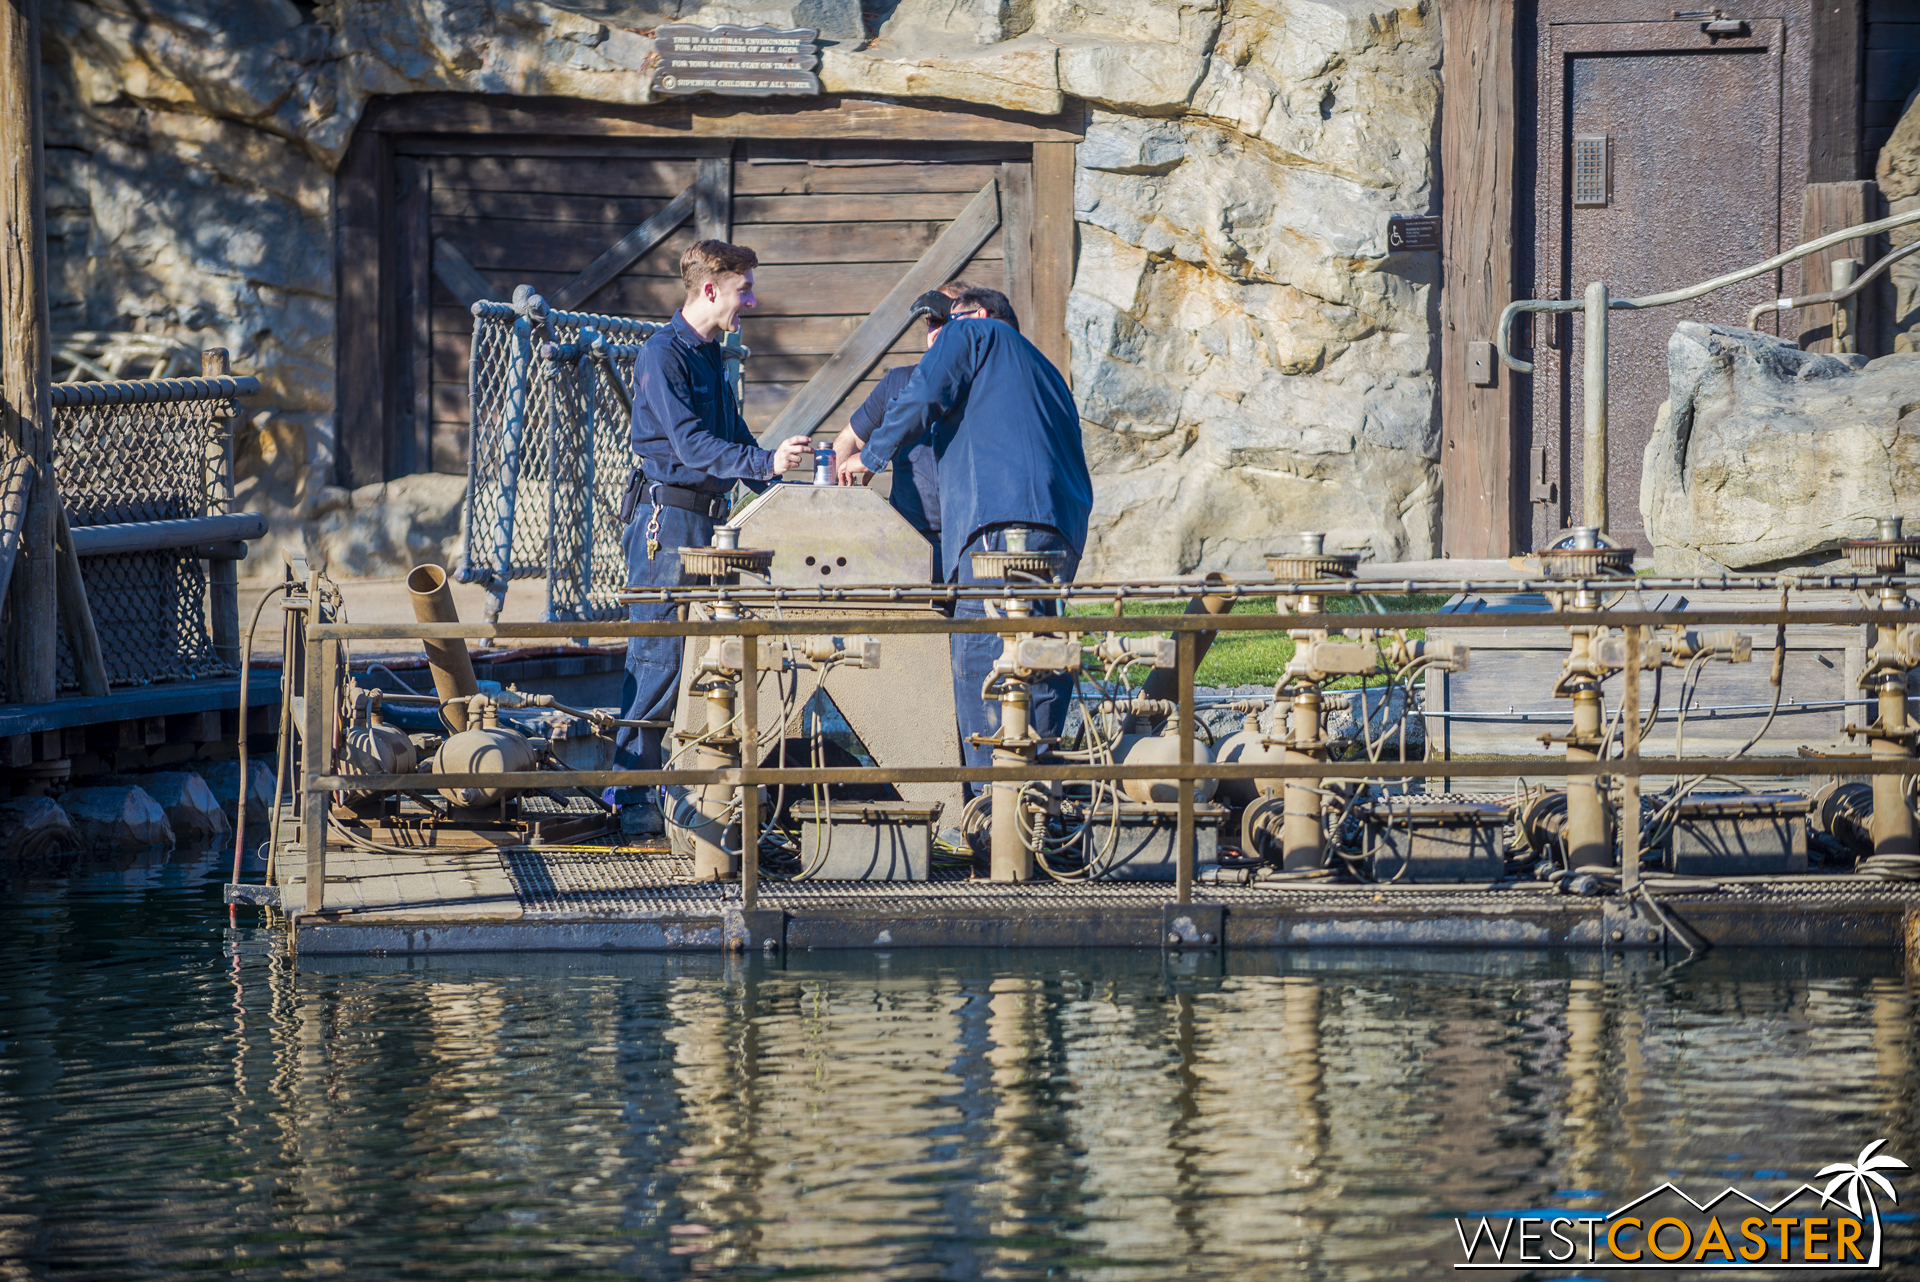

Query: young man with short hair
[[845, 282, 1091, 793], [611, 239, 813, 833], [828, 278, 1019, 564]]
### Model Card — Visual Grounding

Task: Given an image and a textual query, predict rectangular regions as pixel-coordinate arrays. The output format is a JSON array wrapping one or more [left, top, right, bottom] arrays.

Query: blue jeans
[[950, 524, 1080, 799], [608, 503, 714, 806]]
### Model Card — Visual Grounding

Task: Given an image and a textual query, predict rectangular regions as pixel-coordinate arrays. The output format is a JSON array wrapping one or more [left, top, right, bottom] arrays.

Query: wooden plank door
[[394, 139, 1030, 477], [1531, 17, 1788, 551], [725, 141, 1029, 443], [403, 140, 724, 475]]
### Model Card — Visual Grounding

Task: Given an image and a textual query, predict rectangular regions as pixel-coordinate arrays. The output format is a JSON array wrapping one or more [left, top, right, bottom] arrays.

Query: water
[[4, 851, 1920, 1279]]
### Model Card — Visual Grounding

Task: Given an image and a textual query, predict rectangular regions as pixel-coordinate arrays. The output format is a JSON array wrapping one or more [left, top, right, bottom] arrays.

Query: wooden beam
[[430, 234, 499, 308], [1798, 180, 1881, 351], [695, 151, 732, 241], [998, 160, 1035, 334], [1, 0, 56, 703], [1438, 0, 1519, 558], [0, 451, 34, 609], [395, 159, 434, 477], [364, 93, 1088, 144], [549, 185, 697, 312], [1810, 0, 1864, 184], [334, 126, 389, 489], [756, 179, 1002, 447], [52, 500, 108, 697], [1029, 141, 1075, 380], [202, 347, 239, 665]]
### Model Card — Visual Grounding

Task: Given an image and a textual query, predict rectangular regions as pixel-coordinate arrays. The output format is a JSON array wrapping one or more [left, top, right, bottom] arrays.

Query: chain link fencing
[[457, 287, 745, 624], [0, 377, 251, 699]]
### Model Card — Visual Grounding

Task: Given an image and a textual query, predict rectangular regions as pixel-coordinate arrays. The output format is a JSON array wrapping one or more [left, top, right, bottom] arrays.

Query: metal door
[[1532, 18, 1785, 550]]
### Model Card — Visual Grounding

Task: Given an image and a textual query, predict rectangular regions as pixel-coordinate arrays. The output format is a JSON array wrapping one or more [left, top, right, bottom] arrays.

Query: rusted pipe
[[1140, 572, 1233, 703], [407, 563, 479, 732]]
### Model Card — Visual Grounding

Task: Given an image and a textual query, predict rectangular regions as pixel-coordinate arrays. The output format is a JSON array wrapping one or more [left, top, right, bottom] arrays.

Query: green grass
[[1065, 592, 1454, 689]]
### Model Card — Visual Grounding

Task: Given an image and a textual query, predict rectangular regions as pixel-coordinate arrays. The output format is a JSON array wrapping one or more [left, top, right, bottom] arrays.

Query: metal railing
[[288, 571, 1920, 917], [1495, 206, 1920, 533]]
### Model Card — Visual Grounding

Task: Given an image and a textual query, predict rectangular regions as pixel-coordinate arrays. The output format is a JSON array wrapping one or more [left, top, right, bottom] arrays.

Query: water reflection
[[0, 862, 1917, 1278]]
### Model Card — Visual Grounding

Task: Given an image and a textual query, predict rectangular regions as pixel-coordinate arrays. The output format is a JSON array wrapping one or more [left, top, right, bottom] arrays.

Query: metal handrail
[[1495, 205, 1920, 374], [290, 580, 1920, 916], [1492, 204, 1920, 535]]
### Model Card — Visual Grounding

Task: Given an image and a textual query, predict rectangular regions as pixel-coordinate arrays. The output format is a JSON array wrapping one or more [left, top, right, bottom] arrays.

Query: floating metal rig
[[248, 503, 1920, 956]]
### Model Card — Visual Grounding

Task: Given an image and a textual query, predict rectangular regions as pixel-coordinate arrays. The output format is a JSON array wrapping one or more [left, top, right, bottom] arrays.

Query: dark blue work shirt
[[860, 318, 1092, 581], [628, 311, 772, 493], [849, 365, 941, 538]]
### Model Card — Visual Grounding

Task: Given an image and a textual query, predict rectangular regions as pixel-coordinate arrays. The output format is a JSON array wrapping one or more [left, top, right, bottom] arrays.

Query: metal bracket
[[1162, 903, 1223, 951], [225, 883, 281, 907], [1602, 898, 1665, 950], [1529, 447, 1558, 505], [723, 907, 786, 954]]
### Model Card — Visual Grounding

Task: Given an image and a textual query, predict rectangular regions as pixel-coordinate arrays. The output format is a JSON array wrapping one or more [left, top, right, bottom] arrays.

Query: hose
[[229, 581, 292, 923]]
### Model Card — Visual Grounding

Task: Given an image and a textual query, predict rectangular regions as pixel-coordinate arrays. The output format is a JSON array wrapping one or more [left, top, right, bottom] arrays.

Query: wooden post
[[1175, 630, 1195, 905], [740, 631, 758, 913], [303, 633, 333, 915], [0, 0, 57, 704], [1030, 141, 1075, 382], [52, 500, 107, 697], [202, 347, 240, 665]]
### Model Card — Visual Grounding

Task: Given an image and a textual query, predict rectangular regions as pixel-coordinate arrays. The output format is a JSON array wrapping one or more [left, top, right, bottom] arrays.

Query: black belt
[[621, 469, 729, 522]]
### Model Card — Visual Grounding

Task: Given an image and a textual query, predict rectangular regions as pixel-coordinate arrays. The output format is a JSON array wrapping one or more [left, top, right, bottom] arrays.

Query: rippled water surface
[[4, 851, 1920, 1279]]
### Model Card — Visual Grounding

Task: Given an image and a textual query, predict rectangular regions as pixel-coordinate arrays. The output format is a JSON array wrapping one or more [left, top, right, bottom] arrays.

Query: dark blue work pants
[[951, 524, 1080, 799], [610, 502, 714, 806]]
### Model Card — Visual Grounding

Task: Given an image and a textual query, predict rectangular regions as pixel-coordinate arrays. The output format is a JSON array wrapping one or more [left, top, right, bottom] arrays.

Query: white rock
[[58, 786, 175, 850], [1640, 322, 1912, 573], [0, 797, 81, 860], [317, 472, 469, 578], [819, 39, 1062, 115], [1055, 37, 1208, 113]]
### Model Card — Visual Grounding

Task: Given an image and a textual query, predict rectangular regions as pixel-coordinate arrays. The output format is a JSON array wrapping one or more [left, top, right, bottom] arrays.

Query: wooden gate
[[334, 95, 1081, 488]]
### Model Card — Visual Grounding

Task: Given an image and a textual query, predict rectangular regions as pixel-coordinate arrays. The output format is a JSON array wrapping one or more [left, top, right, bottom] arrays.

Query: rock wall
[[39, 0, 1441, 579]]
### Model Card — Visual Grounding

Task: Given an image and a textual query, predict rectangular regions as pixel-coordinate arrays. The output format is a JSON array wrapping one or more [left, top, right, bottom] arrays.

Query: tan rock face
[[42, 0, 1442, 579], [1640, 322, 1920, 573]]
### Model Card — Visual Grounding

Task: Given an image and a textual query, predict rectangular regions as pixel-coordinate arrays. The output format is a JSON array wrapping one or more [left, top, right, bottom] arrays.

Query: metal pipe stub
[[1842, 517, 1920, 573], [1262, 531, 1361, 582], [679, 546, 775, 580]]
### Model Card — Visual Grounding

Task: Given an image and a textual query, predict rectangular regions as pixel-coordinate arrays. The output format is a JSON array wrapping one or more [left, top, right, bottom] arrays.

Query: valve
[[1094, 634, 1176, 669], [993, 636, 1082, 681], [1284, 636, 1378, 682], [1384, 635, 1471, 672]]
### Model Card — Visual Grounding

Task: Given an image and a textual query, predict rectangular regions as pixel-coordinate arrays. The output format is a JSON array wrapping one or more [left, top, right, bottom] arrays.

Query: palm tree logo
[[1818, 1139, 1909, 1265]]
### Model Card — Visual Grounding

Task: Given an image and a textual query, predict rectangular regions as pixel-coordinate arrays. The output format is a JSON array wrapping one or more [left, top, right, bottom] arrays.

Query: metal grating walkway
[[497, 849, 1920, 918]]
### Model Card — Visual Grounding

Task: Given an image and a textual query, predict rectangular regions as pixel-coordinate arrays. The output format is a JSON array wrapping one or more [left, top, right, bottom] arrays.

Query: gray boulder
[[201, 760, 279, 826], [1639, 321, 1920, 572], [0, 796, 80, 860], [104, 772, 231, 838], [58, 786, 175, 850]]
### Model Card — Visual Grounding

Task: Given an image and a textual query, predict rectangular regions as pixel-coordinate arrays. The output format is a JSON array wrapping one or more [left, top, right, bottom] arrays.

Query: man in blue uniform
[[828, 280, 1020, 567], [613, 239, 813, 833], [845, 286, 1093, 791]]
